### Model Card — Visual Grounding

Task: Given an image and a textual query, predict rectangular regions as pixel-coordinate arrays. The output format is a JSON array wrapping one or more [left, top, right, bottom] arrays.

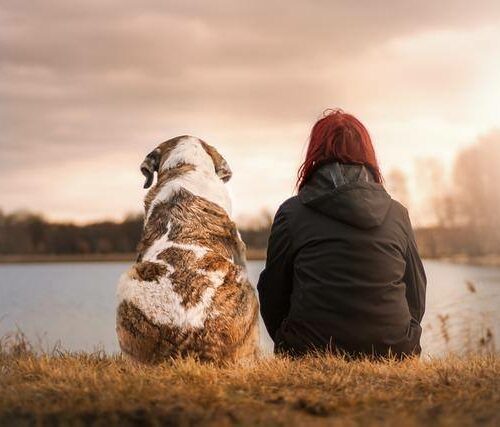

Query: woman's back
[[258, 162, 426, 358]]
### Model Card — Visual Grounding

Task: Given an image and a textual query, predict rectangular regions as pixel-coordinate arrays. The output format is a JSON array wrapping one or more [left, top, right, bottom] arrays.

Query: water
[[0, 260, 498, 357]]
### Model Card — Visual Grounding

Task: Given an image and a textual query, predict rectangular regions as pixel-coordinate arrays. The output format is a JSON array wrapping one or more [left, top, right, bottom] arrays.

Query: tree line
[[1, 208, 498, 259], [1, 131, 499, 258], [0, 210, 272, 256]]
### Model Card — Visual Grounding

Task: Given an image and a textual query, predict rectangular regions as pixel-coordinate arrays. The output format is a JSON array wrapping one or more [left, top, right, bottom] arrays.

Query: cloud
[[1, 1, 500, 221]]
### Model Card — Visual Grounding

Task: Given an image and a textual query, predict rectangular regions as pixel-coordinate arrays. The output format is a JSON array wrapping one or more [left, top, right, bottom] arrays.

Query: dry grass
[[1, 336, 498, 426]]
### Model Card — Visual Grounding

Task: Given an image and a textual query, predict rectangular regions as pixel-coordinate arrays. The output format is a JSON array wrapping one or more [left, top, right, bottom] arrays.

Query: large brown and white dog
[[116, 136, 259, 363]]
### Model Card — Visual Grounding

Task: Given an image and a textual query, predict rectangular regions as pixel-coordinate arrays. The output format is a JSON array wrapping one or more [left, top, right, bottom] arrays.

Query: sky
[[1, 1, 500, 225]]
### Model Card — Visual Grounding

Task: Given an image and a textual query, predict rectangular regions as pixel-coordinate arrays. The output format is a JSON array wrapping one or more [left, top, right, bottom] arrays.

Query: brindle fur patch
[[138, 188, 242, 264], [132, 261, 168, 282], [170, 269, 213, 308], [157, 246, 197, 266], [157, 246, 216, 308], [197, 252, 231, 272], [164, 189, 240, 259]]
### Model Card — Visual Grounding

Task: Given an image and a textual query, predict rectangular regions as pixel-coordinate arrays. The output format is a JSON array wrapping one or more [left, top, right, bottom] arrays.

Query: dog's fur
[[116, 136, 259, 363]]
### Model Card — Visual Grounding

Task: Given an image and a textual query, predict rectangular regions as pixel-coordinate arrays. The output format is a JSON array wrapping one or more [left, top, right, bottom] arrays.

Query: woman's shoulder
[[388, 198, 412, 223], [386, 199, 416, 239], [276, 196, 303, 218], [267, 197, 301, 228], [273, 196, 315, 231], [389, 198, 409, 215], [279, 195, 301, 210]]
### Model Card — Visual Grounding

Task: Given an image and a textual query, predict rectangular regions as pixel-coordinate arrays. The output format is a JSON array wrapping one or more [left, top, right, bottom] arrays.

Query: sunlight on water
[[0, 260, 498, 357]]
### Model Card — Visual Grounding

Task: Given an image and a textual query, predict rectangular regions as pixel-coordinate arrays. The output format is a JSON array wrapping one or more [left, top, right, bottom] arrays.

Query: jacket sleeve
[[402, 217, 427, 323], [257, 205, 294, 342]]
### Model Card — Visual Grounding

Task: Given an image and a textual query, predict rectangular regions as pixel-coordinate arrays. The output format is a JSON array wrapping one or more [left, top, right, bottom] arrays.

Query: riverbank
[[0, 339, 498, 426], [436, 254, 500, 268], [2, 252, 500, 267]]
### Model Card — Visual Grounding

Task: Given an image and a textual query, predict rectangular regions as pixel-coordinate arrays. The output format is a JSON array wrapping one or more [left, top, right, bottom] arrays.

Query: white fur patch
[[142, 225, 207, 261], [117, 269, 225, 329], [144, 137, 232, 225], [161, 136, 213, 175]]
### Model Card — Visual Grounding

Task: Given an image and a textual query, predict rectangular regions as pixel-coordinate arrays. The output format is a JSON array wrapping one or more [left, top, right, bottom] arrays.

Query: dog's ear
[[140, 149, 161, 189], [201, 142, 232, 182]]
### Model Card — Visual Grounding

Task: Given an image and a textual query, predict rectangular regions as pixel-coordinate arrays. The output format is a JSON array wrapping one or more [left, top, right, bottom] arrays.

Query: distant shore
[[0, 249, 268, 264], [435, 254, 500, 268]]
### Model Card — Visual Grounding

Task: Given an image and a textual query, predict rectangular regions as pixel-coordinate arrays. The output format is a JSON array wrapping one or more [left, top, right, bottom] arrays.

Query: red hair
[[297, 109, 383, 190]]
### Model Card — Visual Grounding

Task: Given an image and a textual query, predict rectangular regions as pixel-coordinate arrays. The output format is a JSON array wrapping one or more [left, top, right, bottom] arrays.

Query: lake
[[0, 260, 498, 357]]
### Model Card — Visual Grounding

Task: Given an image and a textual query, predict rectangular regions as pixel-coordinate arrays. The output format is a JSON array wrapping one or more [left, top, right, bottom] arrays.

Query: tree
[[386, 168, 410, 209], [453, 130, 500, 228], [414, 157, 457, 227]]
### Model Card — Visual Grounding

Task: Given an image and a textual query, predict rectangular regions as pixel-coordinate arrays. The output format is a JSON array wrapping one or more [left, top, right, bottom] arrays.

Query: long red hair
[[297, 109, 383, 190]]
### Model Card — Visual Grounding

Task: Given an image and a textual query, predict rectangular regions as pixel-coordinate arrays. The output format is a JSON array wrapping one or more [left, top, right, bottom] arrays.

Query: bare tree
[[453, 130, 500, 228], [414, 157, 457, 227], [386, 168, 410, 209]]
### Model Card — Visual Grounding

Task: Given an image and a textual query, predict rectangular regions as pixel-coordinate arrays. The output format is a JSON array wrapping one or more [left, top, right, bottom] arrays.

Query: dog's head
[[140, 135, 232, 189]]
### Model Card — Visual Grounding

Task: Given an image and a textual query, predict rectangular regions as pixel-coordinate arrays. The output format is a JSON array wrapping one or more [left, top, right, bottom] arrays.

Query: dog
[[116, 135, 260, 363]]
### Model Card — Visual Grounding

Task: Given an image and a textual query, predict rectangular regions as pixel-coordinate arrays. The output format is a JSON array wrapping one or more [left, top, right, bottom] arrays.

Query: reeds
[[421, 278, 497, 356]]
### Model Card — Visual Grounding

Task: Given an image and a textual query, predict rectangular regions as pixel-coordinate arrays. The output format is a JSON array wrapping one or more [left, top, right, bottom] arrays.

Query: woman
[[257, 109, 426, 358]]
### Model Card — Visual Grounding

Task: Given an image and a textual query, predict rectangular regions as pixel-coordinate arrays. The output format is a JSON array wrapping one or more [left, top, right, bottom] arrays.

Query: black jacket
[[257, 162, 426, 358]]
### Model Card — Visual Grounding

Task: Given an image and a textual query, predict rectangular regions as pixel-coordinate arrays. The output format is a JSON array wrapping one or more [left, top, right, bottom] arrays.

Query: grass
[[1, 335, 499, 426]]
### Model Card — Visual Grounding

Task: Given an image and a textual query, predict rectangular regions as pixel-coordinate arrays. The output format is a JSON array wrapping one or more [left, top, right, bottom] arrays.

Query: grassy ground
[[1, 337, 498, 427]]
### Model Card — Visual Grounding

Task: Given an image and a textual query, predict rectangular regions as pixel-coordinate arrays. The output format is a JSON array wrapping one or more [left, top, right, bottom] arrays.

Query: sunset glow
[[1, 1, 499, 225]]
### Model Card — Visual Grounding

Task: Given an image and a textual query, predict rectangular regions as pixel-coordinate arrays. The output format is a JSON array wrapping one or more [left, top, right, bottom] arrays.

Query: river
[[0, 260, 498, 357]]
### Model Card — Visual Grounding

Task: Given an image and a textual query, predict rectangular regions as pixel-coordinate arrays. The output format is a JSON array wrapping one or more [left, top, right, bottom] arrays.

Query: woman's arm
[[403, 217, 427, 323], [257, 204, 294, 342]]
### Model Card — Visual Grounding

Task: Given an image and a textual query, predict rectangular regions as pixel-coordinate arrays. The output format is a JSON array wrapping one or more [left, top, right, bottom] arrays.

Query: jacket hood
[[298, 162, 392, 229]]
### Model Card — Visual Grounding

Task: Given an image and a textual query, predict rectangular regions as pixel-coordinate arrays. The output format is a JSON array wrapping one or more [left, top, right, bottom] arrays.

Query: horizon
[[1, 1, 500, 226]]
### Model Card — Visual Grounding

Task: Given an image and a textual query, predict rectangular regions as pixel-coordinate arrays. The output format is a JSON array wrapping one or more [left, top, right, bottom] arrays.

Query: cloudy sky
[[1, 1, 500, 225]]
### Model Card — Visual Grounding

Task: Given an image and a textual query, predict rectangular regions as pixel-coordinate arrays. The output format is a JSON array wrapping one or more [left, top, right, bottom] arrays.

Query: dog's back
[[116, 136, 259, 363]]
